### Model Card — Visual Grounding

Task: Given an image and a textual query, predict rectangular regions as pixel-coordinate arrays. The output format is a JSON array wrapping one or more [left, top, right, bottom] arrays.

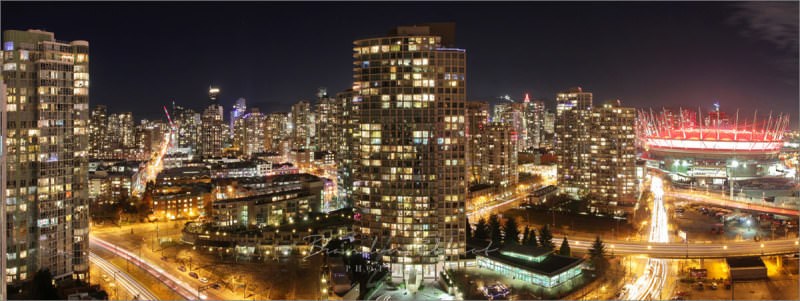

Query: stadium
[[638, 106, 791, 192]]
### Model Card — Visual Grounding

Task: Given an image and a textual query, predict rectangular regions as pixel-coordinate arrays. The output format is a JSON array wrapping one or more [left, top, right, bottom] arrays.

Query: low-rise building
[[211, 173, 324, 227], [209, 160, 271, 179], [474, 244, 585, 288], [152, 184, 212, 220]]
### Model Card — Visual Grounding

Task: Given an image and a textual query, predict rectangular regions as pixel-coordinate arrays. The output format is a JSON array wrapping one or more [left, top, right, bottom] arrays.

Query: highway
[[91, 237, 212, 300], [89, 252, 158, 301], [624, 177, 669, 300], [554, 237, 799, 259], [667, 190, 799, 216]]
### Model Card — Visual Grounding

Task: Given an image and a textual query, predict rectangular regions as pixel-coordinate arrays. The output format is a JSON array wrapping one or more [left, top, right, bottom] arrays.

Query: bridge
[[558, 237, 799, 259]]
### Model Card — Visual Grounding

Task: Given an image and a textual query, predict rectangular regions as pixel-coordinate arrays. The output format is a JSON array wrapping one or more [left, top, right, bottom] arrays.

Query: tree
[[474, 218, 489, 240], [488, 214, 502, 245], [32, 269, 60, 300], [589, 236, 609, 273], [504, 217, 520, 245], [538, 225, 555, 250], [522, 226, 530, 244], [589, 236, 606, 258], [525, 227, 539, 247], [465, 216, 472, 239], [559, 237, 571, 256]]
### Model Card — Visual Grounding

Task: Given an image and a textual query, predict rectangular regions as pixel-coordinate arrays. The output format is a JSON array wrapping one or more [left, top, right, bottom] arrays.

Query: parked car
[[676, 291, 689, 296], [695, 282, 704, 290], [161, 256, 167, 261], [211, 283, 221, 290], [177, 266, 186, 272], [724, 280, 731, 289], [199, 277, 209, 283], [710, 282, 718, 290], [189, 272, 199, 279]]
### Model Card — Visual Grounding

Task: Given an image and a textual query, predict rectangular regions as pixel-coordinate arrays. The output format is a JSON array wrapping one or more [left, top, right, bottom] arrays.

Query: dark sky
[[2, 1, 798, 126]]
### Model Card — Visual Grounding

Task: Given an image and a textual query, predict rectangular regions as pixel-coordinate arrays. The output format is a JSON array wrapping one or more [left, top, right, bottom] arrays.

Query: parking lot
[[671, 202, 797, 243], [673, 277, 799, 300]]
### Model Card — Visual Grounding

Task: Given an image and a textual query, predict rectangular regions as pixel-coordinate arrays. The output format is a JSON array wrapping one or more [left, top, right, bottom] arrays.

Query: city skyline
[[2, 1, 798, 125], [2, 2, 799, 301]]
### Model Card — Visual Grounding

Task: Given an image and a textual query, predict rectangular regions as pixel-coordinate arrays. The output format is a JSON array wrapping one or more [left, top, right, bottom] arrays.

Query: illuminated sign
[[691, 167, 726, 177], [4, 41, 13, 51]]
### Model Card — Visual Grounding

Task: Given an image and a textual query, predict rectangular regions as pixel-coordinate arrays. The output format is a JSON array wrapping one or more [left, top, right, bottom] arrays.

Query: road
[[623, 177, 669, 300], [551, 236, 799, 259], [89, 252, 158, 300], [91, 237, 211, 300], [668, 190, 799, 216], [132, 131, 171, 197]]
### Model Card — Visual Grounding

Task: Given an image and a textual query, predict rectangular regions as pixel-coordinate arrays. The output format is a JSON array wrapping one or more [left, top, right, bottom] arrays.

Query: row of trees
[[468, 214, 610, 273], [469, 215, 557, 249]]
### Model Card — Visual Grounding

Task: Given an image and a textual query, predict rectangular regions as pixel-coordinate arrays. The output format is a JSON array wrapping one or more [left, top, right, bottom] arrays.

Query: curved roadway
[[89, 252, 158, 300]]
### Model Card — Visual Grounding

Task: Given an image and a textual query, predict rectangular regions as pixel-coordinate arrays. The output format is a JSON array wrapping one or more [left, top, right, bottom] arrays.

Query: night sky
[[2, 1, 798, 126]]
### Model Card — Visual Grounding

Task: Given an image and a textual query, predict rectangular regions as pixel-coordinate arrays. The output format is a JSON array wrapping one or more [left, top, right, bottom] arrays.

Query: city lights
[[2, 4, 797, 301]]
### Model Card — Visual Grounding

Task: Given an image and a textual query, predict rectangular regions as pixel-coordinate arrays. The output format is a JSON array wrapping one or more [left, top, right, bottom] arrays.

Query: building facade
[[1, 29, 90, 283], [314, 88, 341, 154], [466, 101, 489, 184], [233, 108, 266, 157], [290, 100, 314, 150], [88, 105, 108, 157], [481, 122, 519, 189], [352, 23, 467, 281], [556, 87, 593, 196], [590, 100, 636, 202], [201, 93, 225, 157], [108, 112, 134, 149], [265, 112, 290, 157]]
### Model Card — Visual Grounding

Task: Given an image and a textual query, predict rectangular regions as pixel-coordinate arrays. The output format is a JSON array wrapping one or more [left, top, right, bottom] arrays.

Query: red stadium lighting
[[639, 107, 788, 155]]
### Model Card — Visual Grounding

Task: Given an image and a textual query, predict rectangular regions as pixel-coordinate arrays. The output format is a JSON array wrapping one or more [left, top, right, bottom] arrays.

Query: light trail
[[466, 193, 527, 218], [624, 177, 670, 300], [89, 252, 158, 301], [132, 131, 171, 197], [90, 237, 212, 300]]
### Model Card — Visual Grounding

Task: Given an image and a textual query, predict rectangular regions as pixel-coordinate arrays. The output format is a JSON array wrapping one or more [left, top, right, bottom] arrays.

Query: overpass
[[556, 237, 799, 259], [666, 190, 799, 216]]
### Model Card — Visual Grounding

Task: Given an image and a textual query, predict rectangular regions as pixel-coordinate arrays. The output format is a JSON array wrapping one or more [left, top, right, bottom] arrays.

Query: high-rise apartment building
[[314, 88, 341, 153], [523, 94, 545, 149], [108, 112, 134, 149], [89, 105, 108, 157], [555, 88, 636, 204], [352, 23, 467, 282], [1, 78, 8, 300], [466, 101, 489, 184], [201, 87, 224, 157], [481, 122, 519, 189], [230, 97, 246, 136], [290, 100, 313, 150], [234, 108, 266, 157], [493, 96, 528, 150], [1, 29, 90, 283], [556, 87, 593, 196], [173, 104, 201, 154], [543, 110, 555, 135], [265, 112, 290, 156], [590, 100, 636, 202], [334, 89, 359, 206]]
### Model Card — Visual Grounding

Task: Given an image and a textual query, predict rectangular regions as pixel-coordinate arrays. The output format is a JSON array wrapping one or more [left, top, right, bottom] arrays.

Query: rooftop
[[726, 256, 766, 268]]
